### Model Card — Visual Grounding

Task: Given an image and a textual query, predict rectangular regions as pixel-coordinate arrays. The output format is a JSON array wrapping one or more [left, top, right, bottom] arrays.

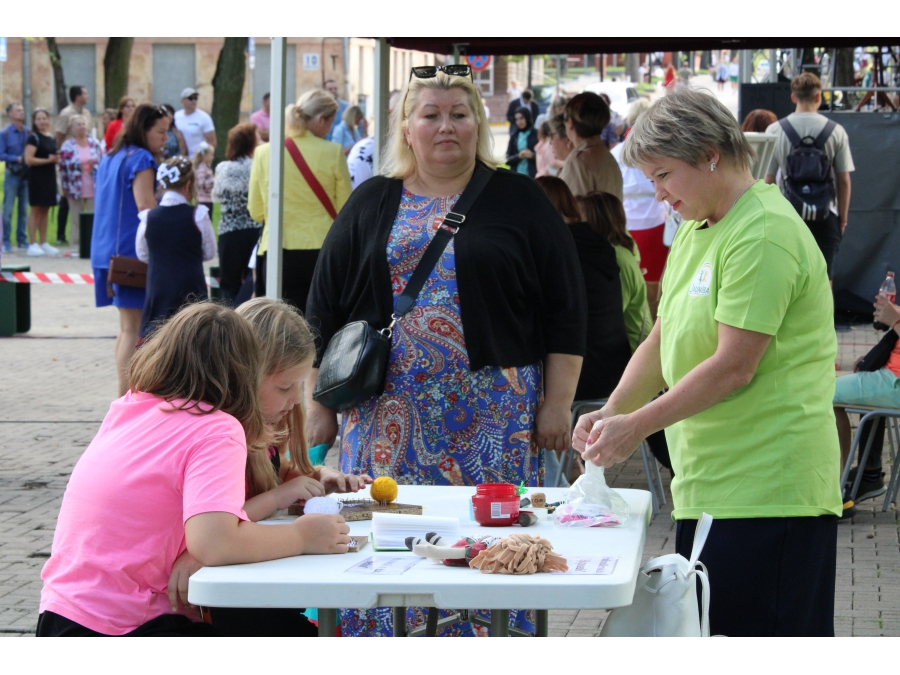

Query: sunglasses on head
[[409, 65, 473, 83]]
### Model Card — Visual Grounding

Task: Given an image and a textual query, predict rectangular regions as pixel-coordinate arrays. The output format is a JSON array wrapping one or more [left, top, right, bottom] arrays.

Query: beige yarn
[[469, 533, 569, 575]]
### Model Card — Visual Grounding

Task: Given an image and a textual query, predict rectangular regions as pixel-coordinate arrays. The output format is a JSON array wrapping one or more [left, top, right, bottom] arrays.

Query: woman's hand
[[874, 296, 900, 329], [520, 149, 534, 159], [536, 402, 572, 452], [168, 550, 203, 612], [318, 467, 373, 494], [293, 514, 351, 554], [572, 406, 614, 453], [581, 413, 643, 468], [272, 475, 326, 509], [48, 153, 59, 164], [306, 400, 338, 448]]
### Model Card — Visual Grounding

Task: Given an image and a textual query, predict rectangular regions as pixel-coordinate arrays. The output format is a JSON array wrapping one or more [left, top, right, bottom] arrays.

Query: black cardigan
[[306, 168, 587, 371]]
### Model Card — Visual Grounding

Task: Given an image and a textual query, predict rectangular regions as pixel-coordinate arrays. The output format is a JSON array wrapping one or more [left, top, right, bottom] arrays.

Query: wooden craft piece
[[530, 492, 546, 508], [288, 497, 423, 521]]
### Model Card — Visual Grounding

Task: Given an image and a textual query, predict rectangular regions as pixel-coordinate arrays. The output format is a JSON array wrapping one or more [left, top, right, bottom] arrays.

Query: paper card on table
[[554, 556, 619, 575], [345, 556, 424, 575]]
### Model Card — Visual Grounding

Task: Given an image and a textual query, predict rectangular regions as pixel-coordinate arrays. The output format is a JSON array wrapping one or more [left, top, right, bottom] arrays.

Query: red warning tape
[[0, 272, 220, 288]]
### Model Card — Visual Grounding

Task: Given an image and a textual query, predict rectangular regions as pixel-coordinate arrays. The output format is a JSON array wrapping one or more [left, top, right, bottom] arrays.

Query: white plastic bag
[[552, 472, 629, 527]]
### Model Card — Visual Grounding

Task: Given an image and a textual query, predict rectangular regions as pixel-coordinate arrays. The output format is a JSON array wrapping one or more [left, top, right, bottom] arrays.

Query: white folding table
[[189, 485, 651, 636]]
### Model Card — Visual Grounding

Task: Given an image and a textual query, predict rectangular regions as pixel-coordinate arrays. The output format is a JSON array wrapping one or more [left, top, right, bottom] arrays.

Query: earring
[[710, 162, 717, 171]]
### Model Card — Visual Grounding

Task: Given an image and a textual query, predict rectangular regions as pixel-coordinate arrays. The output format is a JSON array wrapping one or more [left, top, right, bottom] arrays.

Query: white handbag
[[600, 512, 713, 637]]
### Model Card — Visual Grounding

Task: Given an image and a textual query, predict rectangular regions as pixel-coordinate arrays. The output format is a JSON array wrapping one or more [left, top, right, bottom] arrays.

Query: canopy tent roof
[[385, 37, 884, 56]]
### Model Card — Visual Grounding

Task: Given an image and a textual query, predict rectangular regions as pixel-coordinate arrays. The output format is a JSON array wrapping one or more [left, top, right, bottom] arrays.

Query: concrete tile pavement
[[1, 250, 898, 636]]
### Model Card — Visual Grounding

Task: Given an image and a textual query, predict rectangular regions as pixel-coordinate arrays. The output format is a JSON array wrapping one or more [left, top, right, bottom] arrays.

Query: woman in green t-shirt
[[572, 89, 842, 637]]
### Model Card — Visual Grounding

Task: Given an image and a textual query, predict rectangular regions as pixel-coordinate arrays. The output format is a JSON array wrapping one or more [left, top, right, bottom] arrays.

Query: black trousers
[[255, 249, 320, 315], [56, 197, 69, 242], [676, 515, 837, 636], [208, 607, 318, 637], [217, 227, 261, 307], [805, 211, 842, 279], [36, 610, 218, 636]]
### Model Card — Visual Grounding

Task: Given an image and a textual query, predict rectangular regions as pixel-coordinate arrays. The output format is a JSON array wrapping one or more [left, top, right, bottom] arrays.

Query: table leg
[[393, 607, 408, 637], [535, 609, 549, 637], [490, 610, 510, 637], [317, 608, 337, 637], [425, 607, 439, 637]]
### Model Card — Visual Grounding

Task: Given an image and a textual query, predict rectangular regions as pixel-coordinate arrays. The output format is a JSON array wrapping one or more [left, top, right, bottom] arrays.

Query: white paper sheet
[[345, 556, 425, 575]]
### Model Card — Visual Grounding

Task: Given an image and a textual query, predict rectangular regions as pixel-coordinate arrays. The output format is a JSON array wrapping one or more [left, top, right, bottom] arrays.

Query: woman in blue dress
[[91, 104, 169, 396], [306, 67, 587, 636]]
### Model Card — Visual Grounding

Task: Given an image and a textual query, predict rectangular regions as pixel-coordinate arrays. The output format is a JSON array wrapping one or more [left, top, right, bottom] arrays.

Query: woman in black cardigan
[[505, 106, 538, 177], [306, 70, 586, 485], [306, 70, 585, 637]]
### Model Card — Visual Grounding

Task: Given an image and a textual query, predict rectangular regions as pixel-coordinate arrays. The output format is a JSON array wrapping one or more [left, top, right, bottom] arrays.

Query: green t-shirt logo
[[688, 262, 712, 297]]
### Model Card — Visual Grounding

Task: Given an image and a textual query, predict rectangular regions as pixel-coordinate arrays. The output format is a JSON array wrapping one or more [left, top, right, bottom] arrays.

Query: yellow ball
[[370, 476, 398, 503]]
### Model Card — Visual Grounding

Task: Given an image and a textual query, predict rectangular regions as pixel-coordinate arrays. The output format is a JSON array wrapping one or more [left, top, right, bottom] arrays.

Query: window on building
[[55, 44, 96, 113], [152, 44, 196, 110], [252, 43, 297, 110]]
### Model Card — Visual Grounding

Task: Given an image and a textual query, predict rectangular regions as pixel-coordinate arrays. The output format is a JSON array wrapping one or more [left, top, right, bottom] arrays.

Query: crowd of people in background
[[0, 56, 877, 638]]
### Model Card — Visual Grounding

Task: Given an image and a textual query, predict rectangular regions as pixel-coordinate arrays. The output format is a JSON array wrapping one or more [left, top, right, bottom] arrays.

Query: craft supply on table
[[469, 533, 568, 575], [552, 473, 629, 527], [529, 492, 546, 508], [301, 496, 342, 515], [553, 556, 618, 575], [345, 556, 424, 575], [517, 511, 538, 527], [471, 483, 521, 526], [347, 536, 369, 553], [288, 497, 423, 520], [369, 476, 399, 503], [371, 512, 460, 550]]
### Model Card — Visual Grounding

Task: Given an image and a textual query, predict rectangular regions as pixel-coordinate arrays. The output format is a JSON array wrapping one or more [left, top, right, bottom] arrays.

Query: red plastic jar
[[472, 483, 520, 526]]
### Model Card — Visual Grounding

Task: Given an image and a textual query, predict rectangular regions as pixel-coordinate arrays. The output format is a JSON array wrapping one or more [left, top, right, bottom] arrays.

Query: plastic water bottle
[[874, 271, 896, 331]]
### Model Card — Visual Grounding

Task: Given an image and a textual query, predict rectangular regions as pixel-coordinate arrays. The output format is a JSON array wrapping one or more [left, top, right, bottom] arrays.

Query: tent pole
[[265, 37, 287, 300], [372, 38, 390, 176]]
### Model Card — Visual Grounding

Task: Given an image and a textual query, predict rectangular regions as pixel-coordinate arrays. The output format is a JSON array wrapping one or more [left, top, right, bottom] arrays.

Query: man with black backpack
[[764, 73, 854, 279]]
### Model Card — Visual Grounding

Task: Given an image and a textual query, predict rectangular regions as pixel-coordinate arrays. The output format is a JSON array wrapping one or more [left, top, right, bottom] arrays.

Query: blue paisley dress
[[338, 189, 543, 637]]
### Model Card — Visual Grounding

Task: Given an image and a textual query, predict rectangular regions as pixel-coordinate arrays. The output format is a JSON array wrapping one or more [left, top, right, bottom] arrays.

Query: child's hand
[[319, 467, 373, 494], [168, 550, 203, 612], [294, 514, 351, 554], [274, 475, 326, 509]]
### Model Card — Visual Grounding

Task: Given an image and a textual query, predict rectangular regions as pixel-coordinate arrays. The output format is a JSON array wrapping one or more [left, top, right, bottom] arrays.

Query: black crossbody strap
[[393, 163, 492, 317]]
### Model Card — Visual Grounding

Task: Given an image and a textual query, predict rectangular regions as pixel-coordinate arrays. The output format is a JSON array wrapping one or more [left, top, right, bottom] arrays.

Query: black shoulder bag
[[312, 163, 492, 412]]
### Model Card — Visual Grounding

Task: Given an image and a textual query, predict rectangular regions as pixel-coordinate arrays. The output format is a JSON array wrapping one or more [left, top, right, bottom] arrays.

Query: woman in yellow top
[[573, 89, 842, 637], [248, 89, 351, 313]]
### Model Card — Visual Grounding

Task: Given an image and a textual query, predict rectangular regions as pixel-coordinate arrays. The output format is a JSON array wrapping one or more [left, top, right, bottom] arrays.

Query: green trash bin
[[79, 212, 94, 260], [0, 264, 31, 336], [209, 265, 222, 301]]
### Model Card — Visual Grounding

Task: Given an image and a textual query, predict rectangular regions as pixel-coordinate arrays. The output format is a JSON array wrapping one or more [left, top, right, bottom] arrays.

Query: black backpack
[[779, 118, 837, 222]]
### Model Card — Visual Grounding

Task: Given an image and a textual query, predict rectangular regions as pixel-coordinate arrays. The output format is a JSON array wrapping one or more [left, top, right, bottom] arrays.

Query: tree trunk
[[45, 38, 67, 113], [212, 38, 248, 165], [834, 48, 855, 110], [104, 38, 134, 110], [625, 53, 641, 85]]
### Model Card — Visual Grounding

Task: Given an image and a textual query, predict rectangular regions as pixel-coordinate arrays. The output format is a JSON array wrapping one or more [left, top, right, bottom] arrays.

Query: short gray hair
[[622, 89, 754, 170]]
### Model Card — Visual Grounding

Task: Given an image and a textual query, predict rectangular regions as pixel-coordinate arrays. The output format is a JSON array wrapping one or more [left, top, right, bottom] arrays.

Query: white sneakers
[[25, 242, 59, 257]]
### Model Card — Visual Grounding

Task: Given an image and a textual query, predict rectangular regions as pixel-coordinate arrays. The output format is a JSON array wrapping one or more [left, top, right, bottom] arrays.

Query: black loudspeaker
[[739, 82, 794, 124]]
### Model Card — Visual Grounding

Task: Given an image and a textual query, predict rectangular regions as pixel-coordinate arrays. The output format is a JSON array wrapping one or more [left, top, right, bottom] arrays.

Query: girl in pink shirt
[[179, 298, 373, 636], [38, 303, 351, 637]]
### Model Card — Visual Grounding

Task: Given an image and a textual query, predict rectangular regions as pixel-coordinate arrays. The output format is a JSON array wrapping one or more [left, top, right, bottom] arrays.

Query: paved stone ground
[[1, 250, 897, 637]]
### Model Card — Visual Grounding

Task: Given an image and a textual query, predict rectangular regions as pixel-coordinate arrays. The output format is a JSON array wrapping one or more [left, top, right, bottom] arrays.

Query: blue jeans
[[3, 169, 28, 247]]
